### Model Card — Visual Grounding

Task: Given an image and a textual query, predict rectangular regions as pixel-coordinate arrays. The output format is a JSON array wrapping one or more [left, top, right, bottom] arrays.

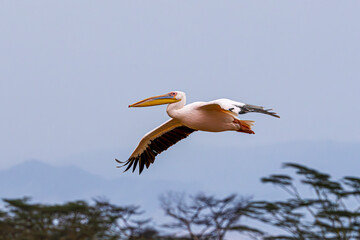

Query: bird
[[116, 91, 279, 174]]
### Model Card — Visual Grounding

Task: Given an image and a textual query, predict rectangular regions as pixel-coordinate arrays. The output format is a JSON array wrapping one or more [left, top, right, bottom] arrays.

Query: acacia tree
[[0, 197, 156, 240], [249, 163, 360, 240], [160, 192, 263, 240], [2, 163, 359, 240], [92, 198, 158, 240]]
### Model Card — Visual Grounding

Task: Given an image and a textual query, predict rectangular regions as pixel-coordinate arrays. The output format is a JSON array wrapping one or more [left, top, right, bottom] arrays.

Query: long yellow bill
[[129, 93, 180, 107]]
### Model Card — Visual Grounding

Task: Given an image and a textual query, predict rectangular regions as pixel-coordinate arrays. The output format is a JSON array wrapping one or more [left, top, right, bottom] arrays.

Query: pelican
[[116, 91, 279, 174]]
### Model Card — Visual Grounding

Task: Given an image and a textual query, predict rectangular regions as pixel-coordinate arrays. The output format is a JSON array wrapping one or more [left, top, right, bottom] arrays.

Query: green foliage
[[1, 163, 359, 240], [251, 163, 360, 240], [0, 197, 156, 240]]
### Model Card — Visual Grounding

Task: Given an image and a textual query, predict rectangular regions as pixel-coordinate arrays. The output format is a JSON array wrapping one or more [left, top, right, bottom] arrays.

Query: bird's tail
[[240, 104, 280, 118], [236, 119, 255, 134]]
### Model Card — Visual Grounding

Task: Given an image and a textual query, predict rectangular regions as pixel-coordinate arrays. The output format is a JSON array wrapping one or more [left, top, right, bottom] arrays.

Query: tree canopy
[[1, 163, 359, 240]]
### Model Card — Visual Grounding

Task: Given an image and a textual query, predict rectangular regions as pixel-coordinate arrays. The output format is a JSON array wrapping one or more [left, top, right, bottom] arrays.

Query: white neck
[[166, 96, 186, 118]]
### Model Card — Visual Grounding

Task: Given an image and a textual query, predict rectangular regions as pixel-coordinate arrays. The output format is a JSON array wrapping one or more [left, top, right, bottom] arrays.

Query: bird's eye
[[169, 92, 177, 96]]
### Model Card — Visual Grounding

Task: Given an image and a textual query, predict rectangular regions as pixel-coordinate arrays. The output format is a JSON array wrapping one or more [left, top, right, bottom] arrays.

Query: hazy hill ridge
[[1, 141, 359, 215]]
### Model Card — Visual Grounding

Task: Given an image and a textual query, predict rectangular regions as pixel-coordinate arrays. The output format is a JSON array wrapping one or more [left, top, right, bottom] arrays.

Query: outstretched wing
[[199, 99, 280, 118], [116, 118, 197, 174]]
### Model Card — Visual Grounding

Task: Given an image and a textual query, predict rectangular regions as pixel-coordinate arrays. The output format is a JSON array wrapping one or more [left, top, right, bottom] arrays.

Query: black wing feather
[[116, 126, 196, 175], [237, 104, 280, 118]]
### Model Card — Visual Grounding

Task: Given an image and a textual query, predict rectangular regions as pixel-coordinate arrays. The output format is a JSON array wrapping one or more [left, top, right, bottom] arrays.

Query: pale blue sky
[[1, 1, 360, 181]]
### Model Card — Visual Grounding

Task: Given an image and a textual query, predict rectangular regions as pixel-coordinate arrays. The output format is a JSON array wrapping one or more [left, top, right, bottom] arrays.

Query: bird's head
[[128, 91, 184, 108]]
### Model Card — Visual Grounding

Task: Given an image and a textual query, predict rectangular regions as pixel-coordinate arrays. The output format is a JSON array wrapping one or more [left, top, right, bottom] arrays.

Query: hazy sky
[[1, 1, 360, 175]]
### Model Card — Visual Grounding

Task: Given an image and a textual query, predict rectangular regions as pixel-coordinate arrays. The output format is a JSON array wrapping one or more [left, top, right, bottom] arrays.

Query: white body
[[167, 101, 240, 132]]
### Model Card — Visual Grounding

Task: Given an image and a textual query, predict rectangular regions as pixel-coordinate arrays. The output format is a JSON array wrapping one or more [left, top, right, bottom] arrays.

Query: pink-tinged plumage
[[116, 91, 279, 174]]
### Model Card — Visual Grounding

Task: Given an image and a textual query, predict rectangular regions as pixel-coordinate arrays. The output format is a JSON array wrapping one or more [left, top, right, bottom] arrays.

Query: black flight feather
[[116, 125, 196, 175]]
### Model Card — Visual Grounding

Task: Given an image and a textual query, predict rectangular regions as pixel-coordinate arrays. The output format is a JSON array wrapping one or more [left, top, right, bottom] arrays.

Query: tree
[[0, 197, 154, 240], [249, 163, 360, 240], [2, 163, 359, 240], [160, 192, 263, 240], [92, 198, 156, 240]]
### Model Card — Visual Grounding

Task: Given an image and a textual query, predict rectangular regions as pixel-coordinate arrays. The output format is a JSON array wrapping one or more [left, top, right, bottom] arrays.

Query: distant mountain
[[144, 140, 360, 198], [1, 141, 359, 218], [64, 140, 360, 196], [0, 160, 200, 218]]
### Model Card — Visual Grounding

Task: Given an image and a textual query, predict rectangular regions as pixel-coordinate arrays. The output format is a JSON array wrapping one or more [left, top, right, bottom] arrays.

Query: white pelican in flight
[[116, 91, 279, 174]]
